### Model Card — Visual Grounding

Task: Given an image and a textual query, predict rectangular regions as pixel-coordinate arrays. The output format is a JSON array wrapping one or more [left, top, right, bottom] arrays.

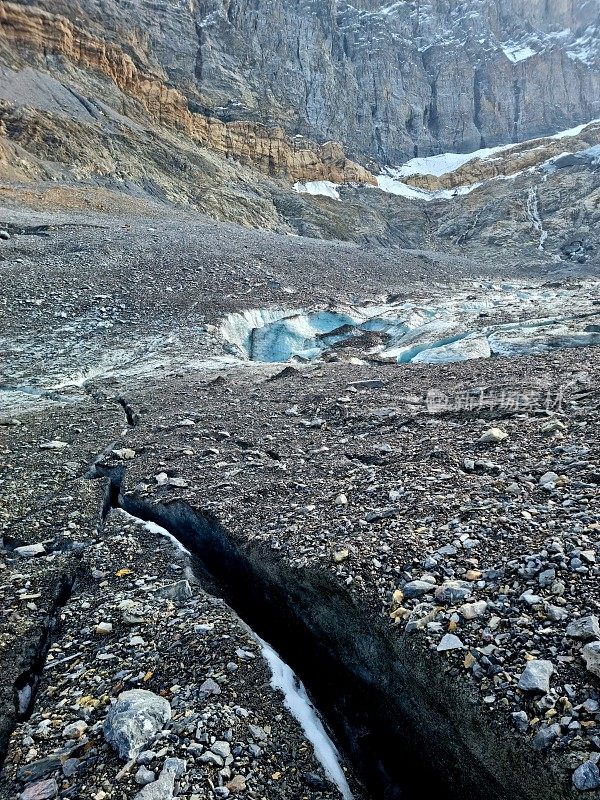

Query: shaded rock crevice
[[103, 473, 576, 800], [0, 571, 79, 771]]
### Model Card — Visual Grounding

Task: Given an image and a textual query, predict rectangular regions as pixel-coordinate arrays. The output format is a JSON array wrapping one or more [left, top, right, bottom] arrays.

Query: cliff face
[[3, 0, 599, 169], [0, 2, 375, 184], [191, 0, 600, 163], [196, 0, 600, 163], [44, 0, 599, 164]]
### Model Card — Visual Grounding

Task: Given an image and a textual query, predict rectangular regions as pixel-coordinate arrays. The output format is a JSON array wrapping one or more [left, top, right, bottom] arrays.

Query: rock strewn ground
[[1, 206, 600, 798], [110, 347, 600, 793], [0, 401, 353, 800]]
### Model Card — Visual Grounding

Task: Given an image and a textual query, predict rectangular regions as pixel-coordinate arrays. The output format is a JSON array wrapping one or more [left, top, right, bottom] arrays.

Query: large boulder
[[103, 690, 172, 761], [566, 615, 600, 642], [583, 642, 600, 678], [518, 660, 554, 694]]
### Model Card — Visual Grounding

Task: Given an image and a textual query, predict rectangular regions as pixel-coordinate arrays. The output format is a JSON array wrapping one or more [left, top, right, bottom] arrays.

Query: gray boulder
[[518, 660, 554, 694], [582, 642, 600, 678], [573, 760, 600, 791], [402, 580, 435, 599], [103, 690, 172, 761], [133, 758, 187, 800], [566, 615, 600, 642]]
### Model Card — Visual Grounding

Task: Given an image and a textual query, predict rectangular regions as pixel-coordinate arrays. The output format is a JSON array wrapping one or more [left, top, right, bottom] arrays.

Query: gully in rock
[[120, 510, 355, 800], [0, 573, 78, 771]]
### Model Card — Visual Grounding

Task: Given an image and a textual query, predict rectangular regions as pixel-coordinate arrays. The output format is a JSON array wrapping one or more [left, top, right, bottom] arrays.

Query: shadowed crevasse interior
[[0, 572, 78, 772], [110, 477, 572, 800]]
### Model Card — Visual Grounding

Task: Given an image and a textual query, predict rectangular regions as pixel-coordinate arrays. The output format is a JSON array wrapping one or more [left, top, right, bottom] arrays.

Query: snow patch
[[502, 43, 537, 63], [294, 181, 341, 200], [567, 27, 599, 65], [257, 636, 354, 800], [374, 117, 600, 200], [120, 511, 192, 557], [550, 118, 600, 139], [392, 144, 515, 178], [376, 172, 480, 201]]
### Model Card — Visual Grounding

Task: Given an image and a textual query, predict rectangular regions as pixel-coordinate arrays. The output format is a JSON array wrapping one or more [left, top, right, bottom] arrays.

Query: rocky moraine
[[0, 210, 600, 800]]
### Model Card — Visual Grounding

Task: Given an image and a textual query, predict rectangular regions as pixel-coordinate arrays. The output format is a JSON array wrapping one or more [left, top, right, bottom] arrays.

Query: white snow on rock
[[293, 180, 341, 200], [293, 119, 600, 206], [567, 27, 600, 65], [376, 172, 481, 201], [374, 118, 600, 201], [391, 144, 516, 178], [502, 43, 537, 63]]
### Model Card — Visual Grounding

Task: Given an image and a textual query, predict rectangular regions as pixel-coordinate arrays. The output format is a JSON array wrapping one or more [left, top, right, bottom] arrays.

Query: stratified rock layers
[[191, 0, 600, 162], [5, 0, 600, 168], [0, 2, 375, 184]]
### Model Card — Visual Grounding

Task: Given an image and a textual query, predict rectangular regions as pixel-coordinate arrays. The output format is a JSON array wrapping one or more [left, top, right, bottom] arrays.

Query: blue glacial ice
[[220, 282, 600, 366]]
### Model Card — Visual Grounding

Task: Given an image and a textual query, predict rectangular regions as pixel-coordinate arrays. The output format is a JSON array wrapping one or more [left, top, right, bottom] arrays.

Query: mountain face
[[8, 0, 600, 168], [34, 0, 599, 164], [192, 0, 600, 162], [1, 0, 600, 265]]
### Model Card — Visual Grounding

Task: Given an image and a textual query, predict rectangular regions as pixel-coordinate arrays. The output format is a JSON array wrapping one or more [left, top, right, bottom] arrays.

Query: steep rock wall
[[0, 2, 375, 184], [6, 0, 600, 166]]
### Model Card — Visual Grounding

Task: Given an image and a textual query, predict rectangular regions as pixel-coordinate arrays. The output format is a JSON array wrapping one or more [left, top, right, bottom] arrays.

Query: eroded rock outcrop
[[403, 123, 600, 191], [0, 2, 375, 184], [8, 0, 599, 166]]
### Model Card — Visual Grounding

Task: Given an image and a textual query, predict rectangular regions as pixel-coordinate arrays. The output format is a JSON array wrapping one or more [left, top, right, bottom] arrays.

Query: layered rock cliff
[[20, 0, 597, 164], [191, 0, 600, 163], [0, 2, 374, 184]]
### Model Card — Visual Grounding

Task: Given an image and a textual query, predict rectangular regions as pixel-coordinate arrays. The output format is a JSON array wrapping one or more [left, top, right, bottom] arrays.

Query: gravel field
[[1, 206, 600, 800]]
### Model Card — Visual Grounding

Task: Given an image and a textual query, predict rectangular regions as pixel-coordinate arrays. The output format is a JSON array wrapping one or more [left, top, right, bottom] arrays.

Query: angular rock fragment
[[103, 690, 172, 760], [154, 580, 193, 602], [573, 760, 600, 791], [14, 543, 46, 558], [582, 642, 600, 678], [133, 758, 186, 800], [566, 616, 600, 642], [437, 634, 464, 652], [18, 779, 58, 800], [479, 428, 508, 444], [518, 660, 554, 694]]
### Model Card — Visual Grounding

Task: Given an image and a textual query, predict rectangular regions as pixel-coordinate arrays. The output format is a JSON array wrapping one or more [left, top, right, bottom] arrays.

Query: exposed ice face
[[17, 683, 33, 716], [411, 334, 492, 364], [221, 282, 600, 366], [222, 308, 362, 362]]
